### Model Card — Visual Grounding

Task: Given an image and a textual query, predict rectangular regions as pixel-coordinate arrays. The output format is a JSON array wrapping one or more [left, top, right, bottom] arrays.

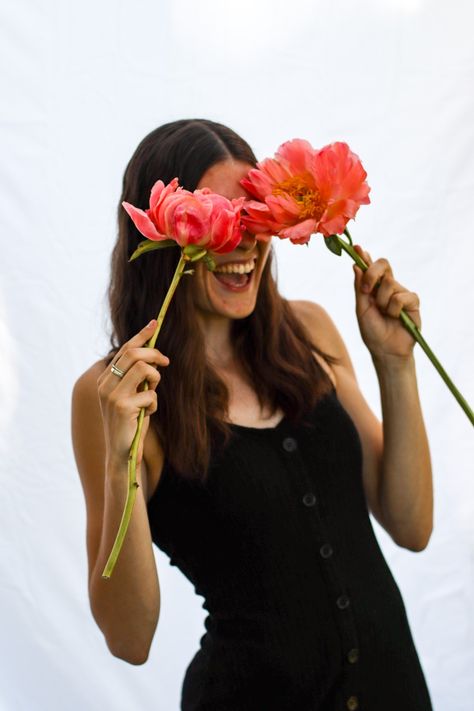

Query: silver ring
[[111, 363, 126, 379]]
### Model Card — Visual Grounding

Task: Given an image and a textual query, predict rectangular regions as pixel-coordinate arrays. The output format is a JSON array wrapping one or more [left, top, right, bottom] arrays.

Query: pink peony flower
[[241, 139, 371, 244], [122, 180, 244, 254]]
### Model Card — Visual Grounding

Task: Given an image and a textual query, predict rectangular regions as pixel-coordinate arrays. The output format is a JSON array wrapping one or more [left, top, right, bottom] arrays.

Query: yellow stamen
[[273, 175, 325, 221]]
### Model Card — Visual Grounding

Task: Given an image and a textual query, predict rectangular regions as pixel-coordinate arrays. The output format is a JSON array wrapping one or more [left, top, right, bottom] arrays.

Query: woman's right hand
[[97, 320, 170, 470]]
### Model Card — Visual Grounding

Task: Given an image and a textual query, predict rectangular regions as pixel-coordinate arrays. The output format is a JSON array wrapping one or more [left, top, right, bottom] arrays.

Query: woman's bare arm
[[291, 299, 433, 552], [71, 322, 168, 664]]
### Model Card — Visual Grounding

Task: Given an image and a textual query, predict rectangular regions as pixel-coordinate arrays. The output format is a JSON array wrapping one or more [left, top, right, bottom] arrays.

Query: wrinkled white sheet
[[0, 1, 473, 709]]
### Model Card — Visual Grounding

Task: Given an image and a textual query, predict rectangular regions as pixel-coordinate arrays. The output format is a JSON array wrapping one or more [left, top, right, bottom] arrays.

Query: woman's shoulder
[[288, 300, 344, 388], [71, 359, 111, 464], [288, 299, 337, 346], [71, 362, 111, 440], [72, 359, 109, 406]]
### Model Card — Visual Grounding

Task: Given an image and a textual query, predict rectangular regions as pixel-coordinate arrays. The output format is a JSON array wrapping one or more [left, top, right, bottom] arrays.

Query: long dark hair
[[106, 119, 337, 482]]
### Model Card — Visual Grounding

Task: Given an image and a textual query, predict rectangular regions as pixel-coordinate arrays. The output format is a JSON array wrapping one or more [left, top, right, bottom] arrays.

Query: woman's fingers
[[104, 321, 169, 376], [386, 289, 421, 322], [353, 249, 394, 315], [373, 274, 399, 311], [353, 244, 373, 267], [114, 389, 159, 418], [115, 360, 162, 393], [360, 257, 393, 295], [110, 320, 158, 365], [113, 346, 170, 377], [353, 250, 421, 326], [95, 321, 172, 464], [375, 277, 412, 316], [98, 320, 170, 396], [104, 359, 165, 410]]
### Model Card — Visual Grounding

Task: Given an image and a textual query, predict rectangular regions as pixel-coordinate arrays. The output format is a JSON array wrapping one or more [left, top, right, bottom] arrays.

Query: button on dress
[[146, 389, 433, 710]]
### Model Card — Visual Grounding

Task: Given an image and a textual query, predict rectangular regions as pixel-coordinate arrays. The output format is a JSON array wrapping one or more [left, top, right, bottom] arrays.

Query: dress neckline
[[226, 412, 287, 433], [226, 386, 337, 433]]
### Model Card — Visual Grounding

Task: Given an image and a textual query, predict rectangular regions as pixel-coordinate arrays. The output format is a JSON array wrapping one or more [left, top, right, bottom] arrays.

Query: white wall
[[1, 1, 473, 709]]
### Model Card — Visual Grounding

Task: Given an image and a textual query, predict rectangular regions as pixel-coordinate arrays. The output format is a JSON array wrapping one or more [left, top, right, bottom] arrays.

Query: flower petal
[[240, 169, 275, 199], [122, 202, 169, 241], [256, 156, 291, 184], [276, 138, 316, 175], [149, 177, 181, 211], [241, 200, 280, 236], [266, 194, 301, 221], [320, 199, 359, 236], [278, 219, 316, 243], [208, 208, 234, 249], [172, 200, 211, 246], [241, 215, 275, 237]]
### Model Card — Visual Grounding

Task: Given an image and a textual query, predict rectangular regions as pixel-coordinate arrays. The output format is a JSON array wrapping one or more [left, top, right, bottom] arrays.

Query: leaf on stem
[[129, 239, 177, 262], [325, 235, 342, 256]]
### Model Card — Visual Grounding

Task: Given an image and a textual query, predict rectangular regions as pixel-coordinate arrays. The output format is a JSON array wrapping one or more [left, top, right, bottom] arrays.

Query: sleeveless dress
[[146, 388, 433, 711]]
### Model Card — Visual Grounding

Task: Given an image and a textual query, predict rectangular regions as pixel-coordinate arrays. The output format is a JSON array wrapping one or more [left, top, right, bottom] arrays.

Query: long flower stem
[[336, 232, 474, 426], [102, 251, 190, 579]]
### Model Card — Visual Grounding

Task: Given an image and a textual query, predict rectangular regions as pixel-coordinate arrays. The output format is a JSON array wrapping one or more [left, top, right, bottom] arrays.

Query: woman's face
[[192, 160, 273, 321]]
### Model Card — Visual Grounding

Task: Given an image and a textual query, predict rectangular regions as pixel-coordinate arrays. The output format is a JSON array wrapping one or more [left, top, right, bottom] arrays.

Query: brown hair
[[106, 119, 338, 483]]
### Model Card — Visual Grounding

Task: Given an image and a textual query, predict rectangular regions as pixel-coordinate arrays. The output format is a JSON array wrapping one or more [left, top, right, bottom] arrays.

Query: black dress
[[146, 388, 433, 710]]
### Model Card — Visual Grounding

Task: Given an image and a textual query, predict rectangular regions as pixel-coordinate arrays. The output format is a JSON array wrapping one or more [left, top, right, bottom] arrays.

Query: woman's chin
[[192, 240, 272, 321], [204, 268, 260, 318]]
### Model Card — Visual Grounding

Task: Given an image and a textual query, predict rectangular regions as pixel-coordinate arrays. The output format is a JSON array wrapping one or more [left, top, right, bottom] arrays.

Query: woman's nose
[[239, 231, 257, 251]]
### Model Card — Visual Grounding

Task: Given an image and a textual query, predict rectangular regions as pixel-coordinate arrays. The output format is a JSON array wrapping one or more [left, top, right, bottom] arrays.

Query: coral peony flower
[[240, 137, 474, 434], [122, 180, 244, 254], [241, 139, 371, 244]]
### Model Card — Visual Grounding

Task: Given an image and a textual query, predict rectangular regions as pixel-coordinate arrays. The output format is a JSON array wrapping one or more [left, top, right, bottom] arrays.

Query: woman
[[71, 119, 434, 710]]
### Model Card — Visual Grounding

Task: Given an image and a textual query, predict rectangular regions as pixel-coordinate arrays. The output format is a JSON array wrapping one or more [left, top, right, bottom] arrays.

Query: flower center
[[273, 175, 325, 221]]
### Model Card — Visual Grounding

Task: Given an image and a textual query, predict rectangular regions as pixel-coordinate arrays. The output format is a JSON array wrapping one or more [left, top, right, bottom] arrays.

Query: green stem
[[336, 231, 474, 426], [102, 251, 190, 579]]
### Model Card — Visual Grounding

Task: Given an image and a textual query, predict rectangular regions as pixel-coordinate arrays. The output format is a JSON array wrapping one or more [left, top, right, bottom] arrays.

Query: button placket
[[283, 428, 361, 705], [280, 435, 316, 514]]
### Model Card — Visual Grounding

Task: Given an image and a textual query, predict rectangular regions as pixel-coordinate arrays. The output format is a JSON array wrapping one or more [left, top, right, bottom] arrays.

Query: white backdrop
[[1, 1, 473, 709]]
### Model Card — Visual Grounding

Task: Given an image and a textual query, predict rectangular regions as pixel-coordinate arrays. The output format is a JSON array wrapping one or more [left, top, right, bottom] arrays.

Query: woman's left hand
[[352, 245, 421, 363]]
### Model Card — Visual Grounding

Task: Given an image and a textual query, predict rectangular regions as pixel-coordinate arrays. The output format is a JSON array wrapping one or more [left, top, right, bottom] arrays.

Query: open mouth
[[212, 257, 256, 291]]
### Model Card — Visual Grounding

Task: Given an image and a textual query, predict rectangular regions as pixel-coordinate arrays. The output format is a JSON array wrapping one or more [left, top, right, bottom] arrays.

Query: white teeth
[[214, 258, 256, 274]]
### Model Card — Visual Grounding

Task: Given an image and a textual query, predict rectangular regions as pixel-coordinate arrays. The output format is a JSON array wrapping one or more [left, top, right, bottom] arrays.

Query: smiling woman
[[71, 118, 434, 710], [192, 159, 273, 320], [97, 121, 334, 481]]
